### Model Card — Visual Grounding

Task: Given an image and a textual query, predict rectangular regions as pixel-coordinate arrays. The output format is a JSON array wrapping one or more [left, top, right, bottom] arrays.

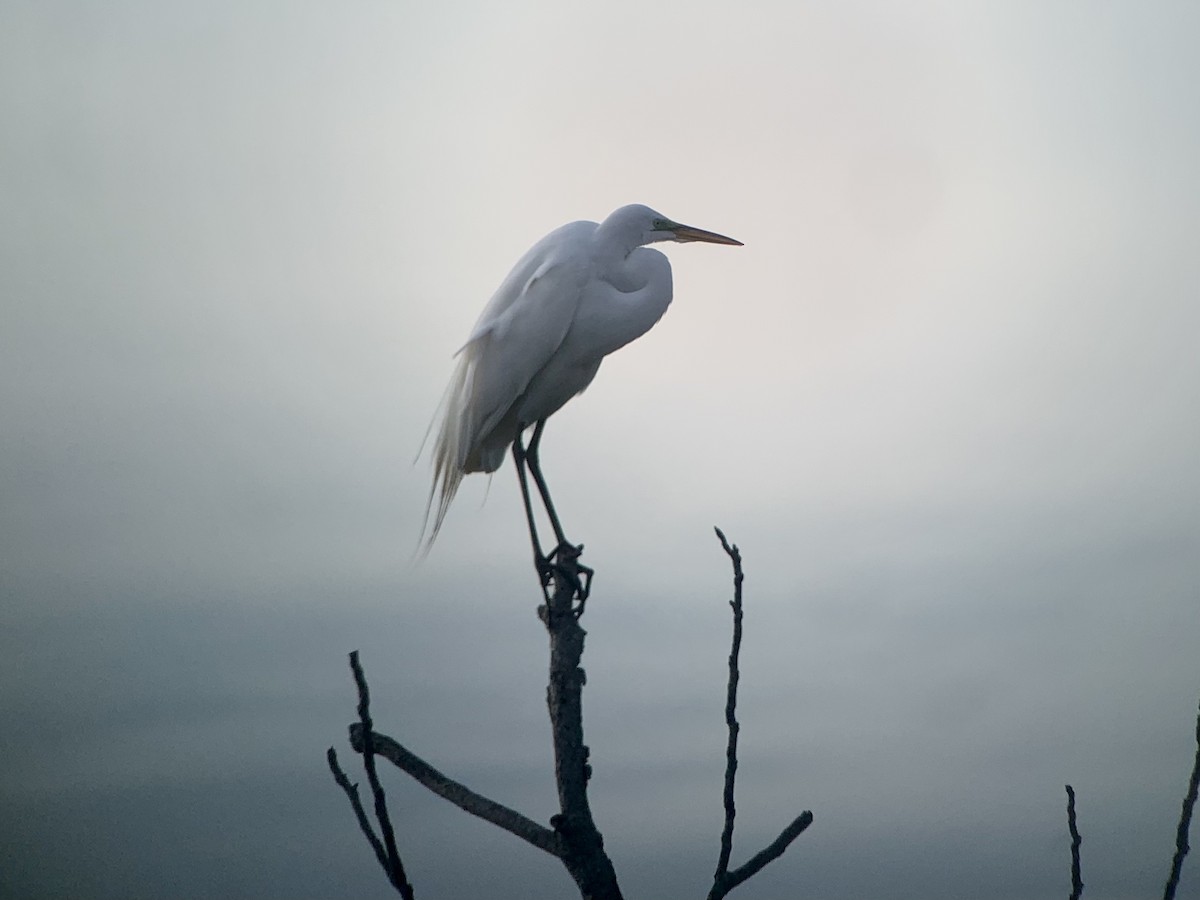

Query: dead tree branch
[[713, 527, 745, 882], [708, 527, 812, 900], [1163, 697, 1200, 900], [333, 544, 622, 899], [718, 812, 815, 896], [327, 748, 393, 883], [327, 651, 414, 899], [351, 651, 410, 897], [539, 543, 624, 899], [347, 725, 563, 856], [1065, 784, 1083, 900], [332, 532, 809, 900]]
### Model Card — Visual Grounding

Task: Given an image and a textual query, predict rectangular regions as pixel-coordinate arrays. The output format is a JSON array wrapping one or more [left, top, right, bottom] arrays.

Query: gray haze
[[2, 2, 1199, 899]]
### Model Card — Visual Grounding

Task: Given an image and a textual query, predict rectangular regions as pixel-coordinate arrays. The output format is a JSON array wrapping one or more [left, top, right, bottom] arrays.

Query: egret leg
[[512, 432, 555, 595], [526, 421, 593, 605], [525, 420, 568, 548]]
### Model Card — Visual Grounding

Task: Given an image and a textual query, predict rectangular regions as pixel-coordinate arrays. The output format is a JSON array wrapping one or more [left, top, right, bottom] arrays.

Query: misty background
[[2, 2, 1198, 899]]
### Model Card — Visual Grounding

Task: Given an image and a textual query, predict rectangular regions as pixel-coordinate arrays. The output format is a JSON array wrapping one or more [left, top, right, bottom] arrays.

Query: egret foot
[[534, 552, 557, 601], [542, 541, 592, 612]]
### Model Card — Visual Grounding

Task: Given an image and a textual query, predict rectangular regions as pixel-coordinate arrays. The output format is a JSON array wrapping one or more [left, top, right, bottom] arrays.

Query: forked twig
[[352, 651, 411, 898], [708, 527, 812, 900], [327, 652, 414, 899]]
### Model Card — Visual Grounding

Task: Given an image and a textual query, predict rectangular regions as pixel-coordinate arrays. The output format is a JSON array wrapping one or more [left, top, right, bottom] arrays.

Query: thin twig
[[708, 527, 811, 900], [348, 725, 563, 857], [350, 651, 414, 899], [327, 747, 391, 877], [1163, 698, 1200, 900], [1065, 784, 1083, 900], [713, 527, 744, 885], [720, 811, 814, 895]]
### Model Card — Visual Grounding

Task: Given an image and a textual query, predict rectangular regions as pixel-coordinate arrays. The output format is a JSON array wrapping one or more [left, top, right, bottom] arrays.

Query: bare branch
[[541, 545, 625, 899], [350, 651, 414, 899], [707, 527, 811, 900], [720, 812, 814, 895], [1163, 698, 1200, 900], [335, 543, 620, 898], [1065, 785, 1083, 900], [348, 725, 563, 857], [327, 747, 393, 880], [712, 527, 744, 884]]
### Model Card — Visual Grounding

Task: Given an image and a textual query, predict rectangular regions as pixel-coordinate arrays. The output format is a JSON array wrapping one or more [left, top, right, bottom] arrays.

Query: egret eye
[[651, 218, 675, 232]]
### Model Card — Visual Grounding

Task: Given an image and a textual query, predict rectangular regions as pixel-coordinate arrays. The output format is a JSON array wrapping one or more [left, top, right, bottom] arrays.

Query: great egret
[[422, 203, 741, 583]]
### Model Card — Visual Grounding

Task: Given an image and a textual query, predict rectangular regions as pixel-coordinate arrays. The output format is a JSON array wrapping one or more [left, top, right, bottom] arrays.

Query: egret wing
[[457, 257, 589, 464], [460, 221, 594, 346], [421, 219, 594, 550]]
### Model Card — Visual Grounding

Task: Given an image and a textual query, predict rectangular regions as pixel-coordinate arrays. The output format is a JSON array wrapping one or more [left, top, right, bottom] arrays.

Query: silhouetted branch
[[352, 651, 412, 898], [326, 748, 392, 880], [326, 652, 414, 898], [539, 544, 624, 900], [1163, 698, 1200, 900], [720, 811, 815, 895], [333, 546, 621, 899], [1065, 784, 1083, 900], [348, 724, 562, 856], [712, 527, 744, 882], [707, 527, 811, 900], [332, 530, 812, 900]]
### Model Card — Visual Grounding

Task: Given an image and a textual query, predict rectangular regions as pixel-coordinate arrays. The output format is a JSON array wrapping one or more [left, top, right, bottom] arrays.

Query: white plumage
[[423, 204, 741, 549]]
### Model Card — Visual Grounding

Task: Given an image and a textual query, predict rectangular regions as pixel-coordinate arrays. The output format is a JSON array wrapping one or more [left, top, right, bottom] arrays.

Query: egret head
[[601, 204, 743, 250]]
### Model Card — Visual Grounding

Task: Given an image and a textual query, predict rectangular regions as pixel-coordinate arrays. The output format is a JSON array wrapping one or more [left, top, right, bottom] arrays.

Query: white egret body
[[424, 204, 741, 558]]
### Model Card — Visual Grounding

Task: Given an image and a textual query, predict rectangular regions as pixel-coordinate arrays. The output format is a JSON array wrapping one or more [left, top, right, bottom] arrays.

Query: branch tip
[[1065, 784, 1083, 900], [1163, 697, 1200, 900]]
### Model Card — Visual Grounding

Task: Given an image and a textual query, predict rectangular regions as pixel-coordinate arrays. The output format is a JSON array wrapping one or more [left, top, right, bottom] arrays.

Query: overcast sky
[[2, 2, 1199, 899]]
